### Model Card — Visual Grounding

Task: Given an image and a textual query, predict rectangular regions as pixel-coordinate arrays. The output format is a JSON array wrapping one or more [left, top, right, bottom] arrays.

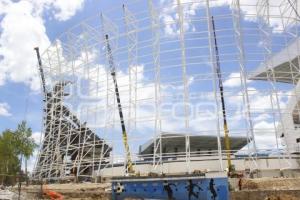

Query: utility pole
[[18, 155, 22, 200]]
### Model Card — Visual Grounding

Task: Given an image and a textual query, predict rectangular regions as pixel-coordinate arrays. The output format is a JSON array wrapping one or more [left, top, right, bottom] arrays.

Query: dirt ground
[[231, 177, 300, 200], [7, 177, 300, 200], [264, 194, 300, 200], [241, 177, 300, 190], [12, 183, 111, 200]]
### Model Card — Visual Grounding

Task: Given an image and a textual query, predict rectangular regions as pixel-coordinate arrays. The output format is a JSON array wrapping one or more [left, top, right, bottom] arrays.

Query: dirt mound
[[264, 194, 300, 200], [242, 179, 259, 190], [242, 178, 300, 190]]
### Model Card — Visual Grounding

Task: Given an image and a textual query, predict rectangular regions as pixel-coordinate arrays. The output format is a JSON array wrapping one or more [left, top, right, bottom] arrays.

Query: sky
[[0, 0, 299, 172], [0, 0, 128, 171]]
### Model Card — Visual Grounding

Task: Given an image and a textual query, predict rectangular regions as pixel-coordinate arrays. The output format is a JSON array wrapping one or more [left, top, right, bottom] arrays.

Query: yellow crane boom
[[104, 34, 134, 174], [211, 16, 232, 171]]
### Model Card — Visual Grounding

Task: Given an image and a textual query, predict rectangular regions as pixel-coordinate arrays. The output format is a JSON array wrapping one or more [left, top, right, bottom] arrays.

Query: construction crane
[[211, 16, 233, 172], [34, 47, 47, 97], [104, 34, 134, 174]]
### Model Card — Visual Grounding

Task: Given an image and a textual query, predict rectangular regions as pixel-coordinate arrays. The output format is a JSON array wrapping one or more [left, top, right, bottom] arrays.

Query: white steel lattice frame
[[123, 5, 138, 132], [148, 0, 163, 173], [256, 0, 292, 166], [32, 0, 300, 180], [231, 0, 258, 170], [205, 0, 224, 172]]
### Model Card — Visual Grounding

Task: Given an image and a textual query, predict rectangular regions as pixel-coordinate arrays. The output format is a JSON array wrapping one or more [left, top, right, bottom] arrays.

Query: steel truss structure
[[33, 0, 300, 181]]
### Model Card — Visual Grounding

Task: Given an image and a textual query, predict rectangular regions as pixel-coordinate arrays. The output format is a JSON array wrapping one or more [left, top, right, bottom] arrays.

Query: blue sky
[[0, 0, 126, 170], [0, 0, 299, 171], [0, 0, 130, 134]]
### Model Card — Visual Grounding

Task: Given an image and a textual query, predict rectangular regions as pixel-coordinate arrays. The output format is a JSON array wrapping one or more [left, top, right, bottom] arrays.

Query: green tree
[[0, 121, 37, 185], [0, 130, 20, 185], [14, 121, 37, 185]]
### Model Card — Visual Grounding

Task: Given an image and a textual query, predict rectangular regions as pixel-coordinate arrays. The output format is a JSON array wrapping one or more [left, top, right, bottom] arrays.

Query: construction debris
[[0, 189, 14, 200], [12, 183, 111, 200], [0, 187, 27, 200]]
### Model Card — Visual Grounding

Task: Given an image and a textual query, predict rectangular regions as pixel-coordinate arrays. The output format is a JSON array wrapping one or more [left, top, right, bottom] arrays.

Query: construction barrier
[[112, 176, 229, 200]]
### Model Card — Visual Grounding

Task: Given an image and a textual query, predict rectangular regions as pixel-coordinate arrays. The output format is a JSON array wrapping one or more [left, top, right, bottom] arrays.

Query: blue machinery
[[112, 176, 229, 200]]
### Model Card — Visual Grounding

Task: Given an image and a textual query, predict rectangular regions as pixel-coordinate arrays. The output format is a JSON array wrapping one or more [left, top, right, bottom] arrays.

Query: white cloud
[[254, 120, 275, 132], [223, 72, 242, 88], [253, 120, 282, 149], [160, 0, 298, 37], [238, 0, 298, 32], [0, 0, 85, 91], [22, 132, 41, 173], [51, 45, 203, 135], [0, 1, 50, 90], [26, 149, 39, 173], [0, 102, 11, 116], [160, 0, 202, 37], [0, 0, 11, 15], [48, 0, 85, 21], [253, 113, 272, 122], [31, 131, 42, 145], [30, 0, 85, 21], [224, 83, 290, 149]]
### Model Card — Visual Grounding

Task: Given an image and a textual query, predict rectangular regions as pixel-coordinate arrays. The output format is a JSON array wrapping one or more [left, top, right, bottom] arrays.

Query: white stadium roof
[[250, 37, 300, 84]]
